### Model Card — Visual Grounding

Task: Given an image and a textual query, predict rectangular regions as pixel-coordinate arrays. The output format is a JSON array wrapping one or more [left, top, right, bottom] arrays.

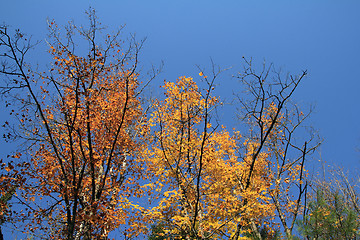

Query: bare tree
[[234, 58, 320, 239]]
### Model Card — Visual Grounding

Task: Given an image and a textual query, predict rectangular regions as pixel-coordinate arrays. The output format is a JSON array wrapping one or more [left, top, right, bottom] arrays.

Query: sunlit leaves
[[0, 10, 148, 239], [0, 11, 315, 239], [145, 76, 276, 239]]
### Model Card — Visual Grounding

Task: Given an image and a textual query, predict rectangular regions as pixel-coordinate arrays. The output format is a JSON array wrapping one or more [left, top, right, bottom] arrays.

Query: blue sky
[[1, 0, 360, 238]]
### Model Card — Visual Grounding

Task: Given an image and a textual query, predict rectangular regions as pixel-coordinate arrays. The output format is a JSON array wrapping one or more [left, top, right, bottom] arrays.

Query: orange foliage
[[0, 13, 312, 239], [1, 17, 148, 238]]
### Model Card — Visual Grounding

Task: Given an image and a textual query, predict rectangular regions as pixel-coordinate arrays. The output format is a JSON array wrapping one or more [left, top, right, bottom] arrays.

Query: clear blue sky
[[1, 0, 360, 238]]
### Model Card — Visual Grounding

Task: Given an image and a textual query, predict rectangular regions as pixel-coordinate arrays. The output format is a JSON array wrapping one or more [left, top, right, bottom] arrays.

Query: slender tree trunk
[[0, 226, 3, 240], [249, 218, 262, 240]]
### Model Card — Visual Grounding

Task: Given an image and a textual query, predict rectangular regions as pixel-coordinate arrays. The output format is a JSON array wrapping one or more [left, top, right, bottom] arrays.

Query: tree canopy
[[1, 8, 356, 240]]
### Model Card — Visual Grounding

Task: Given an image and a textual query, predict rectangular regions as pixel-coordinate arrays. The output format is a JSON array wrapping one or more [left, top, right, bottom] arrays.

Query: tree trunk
[[0, 226, 4, 240]]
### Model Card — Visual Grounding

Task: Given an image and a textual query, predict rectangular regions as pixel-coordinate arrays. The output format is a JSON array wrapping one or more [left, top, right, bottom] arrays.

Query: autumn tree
[[0, 8, 319, 240], [144, 68, 278, 239], [0, 9, 153, 239]]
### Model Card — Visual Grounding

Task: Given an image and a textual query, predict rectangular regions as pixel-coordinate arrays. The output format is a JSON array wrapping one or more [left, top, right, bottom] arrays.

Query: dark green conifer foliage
[[297, 189, 359, 240]]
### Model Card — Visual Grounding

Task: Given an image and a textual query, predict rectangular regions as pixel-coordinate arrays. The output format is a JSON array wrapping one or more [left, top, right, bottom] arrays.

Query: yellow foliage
[[145, 76, 276, 238]]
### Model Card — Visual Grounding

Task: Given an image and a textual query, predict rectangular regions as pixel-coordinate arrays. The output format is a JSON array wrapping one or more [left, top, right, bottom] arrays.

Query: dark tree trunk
[[0, 226, 4, 240]]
